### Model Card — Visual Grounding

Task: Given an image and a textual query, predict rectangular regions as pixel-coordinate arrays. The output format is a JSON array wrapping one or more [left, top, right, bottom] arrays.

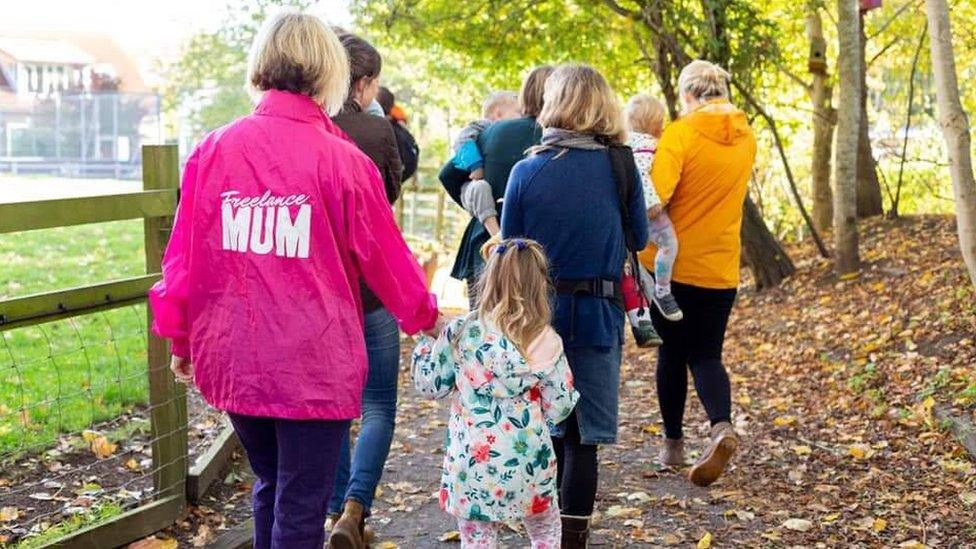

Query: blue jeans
[[328, 307, 401, 514], [229, 413, 350, 549]]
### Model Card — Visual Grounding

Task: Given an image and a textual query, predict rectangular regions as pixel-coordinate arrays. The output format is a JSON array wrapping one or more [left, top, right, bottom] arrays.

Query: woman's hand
[[647, 203, 664, 219], [170, 356, 194, 384], [423, 312, 448, 337]]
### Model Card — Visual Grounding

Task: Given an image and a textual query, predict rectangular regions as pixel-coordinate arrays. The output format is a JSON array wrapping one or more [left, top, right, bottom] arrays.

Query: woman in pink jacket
[[148, 12, 440, 549]]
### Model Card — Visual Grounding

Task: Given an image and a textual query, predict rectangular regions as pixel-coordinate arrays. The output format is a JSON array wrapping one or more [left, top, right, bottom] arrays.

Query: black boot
[[561, 515, 589, 548]]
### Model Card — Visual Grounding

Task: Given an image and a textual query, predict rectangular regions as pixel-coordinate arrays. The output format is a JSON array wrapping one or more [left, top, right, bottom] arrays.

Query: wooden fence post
[[435, 189, 446, 243], [142, 145, 188, 502]]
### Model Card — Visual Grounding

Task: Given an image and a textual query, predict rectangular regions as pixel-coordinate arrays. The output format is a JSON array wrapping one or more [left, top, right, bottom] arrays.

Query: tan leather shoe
[[328, 500, 366, 549], [658, 438, 686, 467], [688, 422, 739, 487]]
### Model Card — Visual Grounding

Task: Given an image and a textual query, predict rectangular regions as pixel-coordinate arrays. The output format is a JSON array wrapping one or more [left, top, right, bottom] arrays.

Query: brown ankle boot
[[328, 500, 366, 549], [658, 438, 686, 467], [688, 422, 739, 487], [560, 515, 589, 548]]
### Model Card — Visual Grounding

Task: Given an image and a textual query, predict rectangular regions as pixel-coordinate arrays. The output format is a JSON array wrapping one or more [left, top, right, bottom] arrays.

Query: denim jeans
[[328, 307, 401, 514], [551, 344, 623, 445], [229, 413, 350, 549]]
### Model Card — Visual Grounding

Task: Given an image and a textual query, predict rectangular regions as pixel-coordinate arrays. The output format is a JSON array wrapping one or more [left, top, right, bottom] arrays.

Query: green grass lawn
[[0, 219, 149, 458]]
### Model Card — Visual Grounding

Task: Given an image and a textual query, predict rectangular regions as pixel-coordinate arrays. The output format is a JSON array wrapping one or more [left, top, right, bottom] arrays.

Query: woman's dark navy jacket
[[440, 117, 542, 281], [501, 147, 649, 348]]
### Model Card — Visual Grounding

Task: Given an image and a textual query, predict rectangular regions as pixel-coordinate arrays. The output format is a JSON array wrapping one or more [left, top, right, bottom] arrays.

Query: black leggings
[[652, 281, 737, 440], [553, 412, 599, 516]]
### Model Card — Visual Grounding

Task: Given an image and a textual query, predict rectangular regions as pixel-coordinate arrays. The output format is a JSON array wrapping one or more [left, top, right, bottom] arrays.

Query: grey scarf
[[536, 128, 607, 152]]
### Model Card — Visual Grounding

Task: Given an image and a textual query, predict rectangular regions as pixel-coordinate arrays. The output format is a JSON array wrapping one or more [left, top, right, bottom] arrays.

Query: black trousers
[[651, 281, 737, 440], [553, 412, 599, 517]]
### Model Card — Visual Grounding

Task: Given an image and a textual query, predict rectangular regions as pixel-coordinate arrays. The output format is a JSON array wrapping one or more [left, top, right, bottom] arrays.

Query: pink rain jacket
[[149, 90, 438, 420]]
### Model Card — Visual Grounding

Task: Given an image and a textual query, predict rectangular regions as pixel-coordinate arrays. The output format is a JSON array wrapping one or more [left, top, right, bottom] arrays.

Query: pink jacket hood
[[149, 90, 438, 420]]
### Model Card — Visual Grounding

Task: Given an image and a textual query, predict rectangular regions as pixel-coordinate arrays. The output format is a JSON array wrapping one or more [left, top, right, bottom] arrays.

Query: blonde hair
[[537, 63, 627, 144], [677, 60, 730, 103], [482, 91, 518, 119], [519, 65, 554, 118], [626, 94, 666, 135], [477, 238, 552, 352], [247, 11, 350, 116]]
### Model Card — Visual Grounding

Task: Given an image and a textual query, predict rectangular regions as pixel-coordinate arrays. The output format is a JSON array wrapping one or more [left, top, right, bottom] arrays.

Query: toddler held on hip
[[451, 91, 521, 237], [625, 94, 683, 324], [412, 238, 579, 549]]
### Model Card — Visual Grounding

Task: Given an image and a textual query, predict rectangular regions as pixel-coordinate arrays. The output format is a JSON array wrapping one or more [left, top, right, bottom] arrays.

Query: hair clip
[[515, 240, 527, 250], [495, 243, 508, 255]]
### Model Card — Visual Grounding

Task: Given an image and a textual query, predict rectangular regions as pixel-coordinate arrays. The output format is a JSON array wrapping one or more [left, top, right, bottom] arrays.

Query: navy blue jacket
[[501, 148, 649, 348]]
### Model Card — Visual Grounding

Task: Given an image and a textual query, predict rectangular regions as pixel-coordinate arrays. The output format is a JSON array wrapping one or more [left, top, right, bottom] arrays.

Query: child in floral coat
[[413, 238, 579, 549]]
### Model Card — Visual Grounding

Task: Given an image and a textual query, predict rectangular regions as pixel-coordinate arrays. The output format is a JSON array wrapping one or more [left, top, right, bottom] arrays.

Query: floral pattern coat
[[412, 314, 579, 522]]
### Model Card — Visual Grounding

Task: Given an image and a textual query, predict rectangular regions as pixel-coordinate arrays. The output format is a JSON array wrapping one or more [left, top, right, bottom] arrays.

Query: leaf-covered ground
[[160, 215, 976, 547]]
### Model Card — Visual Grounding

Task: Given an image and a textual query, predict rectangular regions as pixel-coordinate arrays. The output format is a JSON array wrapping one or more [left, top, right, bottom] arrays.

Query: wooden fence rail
[[0, 145, 186, 548]]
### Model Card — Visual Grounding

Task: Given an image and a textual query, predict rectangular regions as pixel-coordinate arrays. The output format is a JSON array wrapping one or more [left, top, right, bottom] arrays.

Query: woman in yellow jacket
[[639, 60, 757, 487]]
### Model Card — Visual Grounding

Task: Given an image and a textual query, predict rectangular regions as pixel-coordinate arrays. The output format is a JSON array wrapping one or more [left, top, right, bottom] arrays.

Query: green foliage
[[164, 0, 313, 139]]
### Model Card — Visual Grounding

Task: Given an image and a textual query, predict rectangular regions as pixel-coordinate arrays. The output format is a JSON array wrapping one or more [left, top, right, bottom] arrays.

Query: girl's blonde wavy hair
[[247, 11, 350, 116], [477, 238, 552, 352], [537, 63, 628, 145]]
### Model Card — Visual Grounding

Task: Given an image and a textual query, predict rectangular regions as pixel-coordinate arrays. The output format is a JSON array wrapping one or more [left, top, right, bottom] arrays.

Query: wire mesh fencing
[[0, 306, 186, 546], [0, 144, 201, 547]]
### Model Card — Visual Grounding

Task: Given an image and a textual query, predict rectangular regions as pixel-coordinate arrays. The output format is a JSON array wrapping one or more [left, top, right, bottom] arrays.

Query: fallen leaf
[[782, 518, 813, 532], [641, 424, 662, 435], [734, 509, 755, 521], [626, 491, 653, 503], [191, 524, 212, 547], [848, 444, 873, 460], [89, 435, 118, 459], [127, 537, 178, 549], [605, 505, 641, 518], [873, 518, 887, 532], [697, 531, 712, 548], [960, 492, 976, 506], [0, 507, 18, 522], [438, 530, 461, 542], [374, 543, 399, 549], [792, 445, 812, 456], [773, 415, 796, 427], [124, 458, 140, 471]]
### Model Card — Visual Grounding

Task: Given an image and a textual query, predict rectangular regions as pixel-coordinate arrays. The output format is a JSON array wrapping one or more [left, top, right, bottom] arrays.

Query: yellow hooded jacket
[[639, 100, 757, 289]]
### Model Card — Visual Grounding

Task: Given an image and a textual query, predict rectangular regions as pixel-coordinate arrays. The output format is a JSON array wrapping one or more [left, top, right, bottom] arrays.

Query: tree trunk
[[741, 197, 796, 290], [834, 0, 861, 275], [646, 2, 680, 119], [856, 10, 884, 217], [807, 8, 835, 232], [925, 0, 976, 286]]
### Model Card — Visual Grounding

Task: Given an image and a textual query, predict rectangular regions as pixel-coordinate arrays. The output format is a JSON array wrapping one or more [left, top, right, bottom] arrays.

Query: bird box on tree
[[808, 37, 828, 74]]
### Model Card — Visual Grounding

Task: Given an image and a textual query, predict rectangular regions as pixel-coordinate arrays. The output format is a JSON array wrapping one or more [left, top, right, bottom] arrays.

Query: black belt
[[554, 278, 623, 342], [554, 278, 622, 302]]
